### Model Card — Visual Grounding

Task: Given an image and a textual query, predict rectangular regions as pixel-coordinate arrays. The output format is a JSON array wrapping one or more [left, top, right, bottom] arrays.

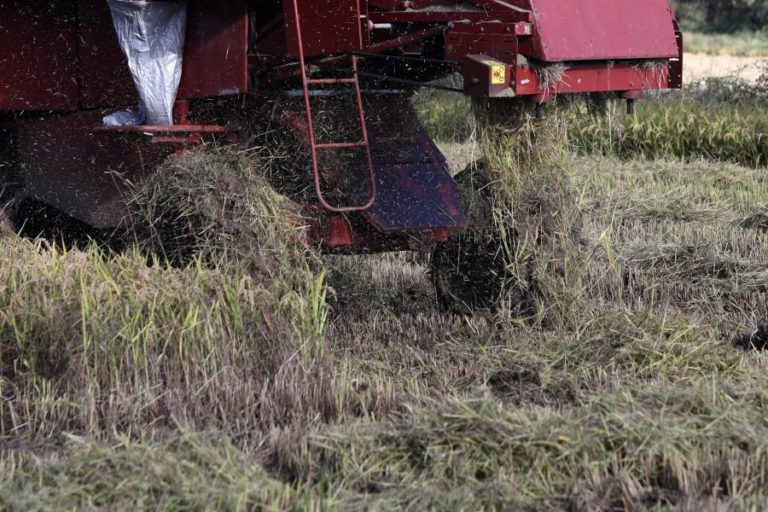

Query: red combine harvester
[[0, 0, 682, 289]]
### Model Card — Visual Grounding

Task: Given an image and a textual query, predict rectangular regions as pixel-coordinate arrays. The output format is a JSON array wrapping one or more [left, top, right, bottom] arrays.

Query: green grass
[[3, 148, 768, 508], [685, 31, 768, 57], [570, 97, 768, 168], [413, 79, 473, 142], [3, 64, 768, 510], [0, 434, 326, 511], [671, 0, 768, 34], [414, 67, 768, 168]]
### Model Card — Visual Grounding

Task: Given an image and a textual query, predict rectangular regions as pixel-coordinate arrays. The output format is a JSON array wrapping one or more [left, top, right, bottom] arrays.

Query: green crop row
[[671, 0, 768, 33], [570, 96, 768, 168], [414, 67, 768, 167]]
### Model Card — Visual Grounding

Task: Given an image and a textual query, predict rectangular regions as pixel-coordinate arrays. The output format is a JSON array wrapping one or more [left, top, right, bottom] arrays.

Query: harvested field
[[430, 98, 581, 321], [3, 40, 768, 512], [3, 143, 768, 508], [416, 59, 768, 166], [683, 53, 767, 83]]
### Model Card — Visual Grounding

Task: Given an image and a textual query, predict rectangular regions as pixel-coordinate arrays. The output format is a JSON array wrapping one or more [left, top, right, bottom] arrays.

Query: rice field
[[2, 60, 768, 510], [415, 62, 768, 168]]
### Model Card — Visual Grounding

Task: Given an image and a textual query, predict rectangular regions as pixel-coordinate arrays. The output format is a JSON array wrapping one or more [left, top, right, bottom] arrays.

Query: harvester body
[[0, 0, 682, 251]]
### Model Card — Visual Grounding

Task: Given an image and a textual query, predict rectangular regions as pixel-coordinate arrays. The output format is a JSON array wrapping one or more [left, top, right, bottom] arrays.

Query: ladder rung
[[316, 141, 368, 149], [307, 78, 358, 85], [292, 0, 376, 213]]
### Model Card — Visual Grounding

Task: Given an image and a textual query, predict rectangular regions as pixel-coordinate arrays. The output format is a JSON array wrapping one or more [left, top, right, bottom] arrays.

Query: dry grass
[[0, 434, 316, 511], [3, 96, 768, 508], [462, 98, 583, 325], [415, 63, 768, 169], [128, 146, 315, 284], [0, 240, 332, 443], [0, 210, 12, 236], [530, 62, 569, 90], [684, 35, 768, 59], [301, 386, 768, 509]]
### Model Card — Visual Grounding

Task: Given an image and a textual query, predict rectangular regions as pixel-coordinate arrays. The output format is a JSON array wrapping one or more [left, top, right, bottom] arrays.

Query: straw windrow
[[0, 209, 12, 236], [127, 145, 317, 287], [530, 61, 569, 91], [467, 98, 584, 324]]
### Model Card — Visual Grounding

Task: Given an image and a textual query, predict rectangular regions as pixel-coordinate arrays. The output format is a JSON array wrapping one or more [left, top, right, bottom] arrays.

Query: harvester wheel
[[429, 162, 533, 314]]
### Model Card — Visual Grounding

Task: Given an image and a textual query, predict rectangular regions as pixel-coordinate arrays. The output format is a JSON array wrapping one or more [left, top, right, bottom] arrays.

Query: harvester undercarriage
[[0, 0, 682, 308]]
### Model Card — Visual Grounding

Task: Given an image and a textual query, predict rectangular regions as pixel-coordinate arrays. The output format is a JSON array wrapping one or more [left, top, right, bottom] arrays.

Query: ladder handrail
[[290, 0, 377, 213]]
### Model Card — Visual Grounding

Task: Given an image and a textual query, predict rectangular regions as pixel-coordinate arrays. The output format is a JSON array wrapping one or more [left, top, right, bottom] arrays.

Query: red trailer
[[0, 0, 682, 301]]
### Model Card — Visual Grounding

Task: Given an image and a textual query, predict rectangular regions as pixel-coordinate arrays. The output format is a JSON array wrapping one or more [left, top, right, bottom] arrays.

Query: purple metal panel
[[362, 163, 466, 233], [525, 0, 679, 62]]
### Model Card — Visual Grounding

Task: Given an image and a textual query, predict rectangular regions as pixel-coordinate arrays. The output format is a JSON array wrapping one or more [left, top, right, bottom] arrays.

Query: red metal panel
[[15, 112, 174, 228], [77, 0, 136, 109], [0, 1, 79, 111], [77, 0, 248, 109], [525, 0, 679, 62], [369, 10, 527, 23], [515, 63, 672, 96], [178, 0, 249, 98], [445, 27, 518, 63], [284, 0, 363, 57]]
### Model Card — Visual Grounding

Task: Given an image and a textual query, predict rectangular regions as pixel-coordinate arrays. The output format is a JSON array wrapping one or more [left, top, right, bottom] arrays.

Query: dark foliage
[[673, 0, 768, 32]]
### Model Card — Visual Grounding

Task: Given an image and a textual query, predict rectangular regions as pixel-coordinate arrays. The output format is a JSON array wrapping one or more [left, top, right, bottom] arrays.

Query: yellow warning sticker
[[483, 60, 507, 85]]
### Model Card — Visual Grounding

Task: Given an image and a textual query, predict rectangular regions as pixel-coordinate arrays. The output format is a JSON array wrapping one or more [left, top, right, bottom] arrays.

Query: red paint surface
[[1, 0, 683, 249], [179, 0, 249, 98], [77, 0, 136, 109], [515, 62, 673, 96], [522, 0, 679, 62], [284, 0, 363, 57], [1, 0, 248, 111], [16, 111, 174, 228], [0, 1, 79, 111], [77, 0, 249, 107]]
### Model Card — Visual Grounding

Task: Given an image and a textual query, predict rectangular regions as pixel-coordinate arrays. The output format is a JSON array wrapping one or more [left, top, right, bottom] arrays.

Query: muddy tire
[[430, 163, 508, 313], [0, 121, 21, 232], [0, 121, 20, 205]]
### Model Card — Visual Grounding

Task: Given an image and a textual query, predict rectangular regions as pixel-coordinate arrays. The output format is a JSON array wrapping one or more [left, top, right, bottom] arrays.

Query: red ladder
[[290, 0, 377, 212]]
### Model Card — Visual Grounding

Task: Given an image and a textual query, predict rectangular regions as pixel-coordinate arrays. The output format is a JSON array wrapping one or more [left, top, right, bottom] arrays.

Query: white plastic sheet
[[102, 108, 144, 127], [105, 0, 187, 126]]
